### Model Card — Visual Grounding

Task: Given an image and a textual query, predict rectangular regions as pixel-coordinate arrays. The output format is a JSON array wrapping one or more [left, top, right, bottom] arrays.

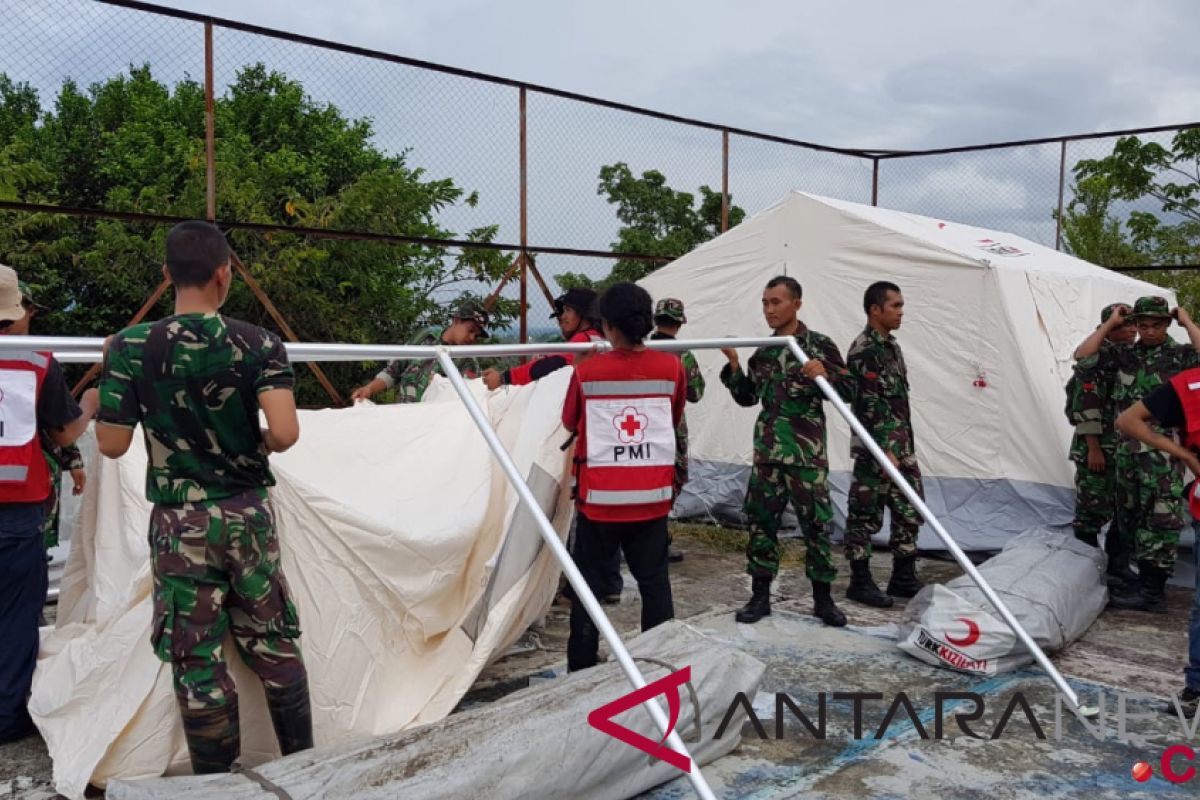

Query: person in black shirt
[[1116, 380, 1200, 715]]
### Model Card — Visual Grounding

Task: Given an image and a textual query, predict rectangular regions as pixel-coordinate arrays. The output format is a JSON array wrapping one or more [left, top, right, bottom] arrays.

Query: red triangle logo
[[586, 666, 693, 773]]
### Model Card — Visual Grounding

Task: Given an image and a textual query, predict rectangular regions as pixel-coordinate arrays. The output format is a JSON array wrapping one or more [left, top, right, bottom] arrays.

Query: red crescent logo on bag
[[946, 617, 981, 647]]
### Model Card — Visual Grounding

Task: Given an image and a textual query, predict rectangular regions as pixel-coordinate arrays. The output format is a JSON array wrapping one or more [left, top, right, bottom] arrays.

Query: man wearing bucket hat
[[1065, 303, 1136, 584], [1075, 295, 1200, 613], [0, 264, 96, 743], [350, 298, 489, 404]]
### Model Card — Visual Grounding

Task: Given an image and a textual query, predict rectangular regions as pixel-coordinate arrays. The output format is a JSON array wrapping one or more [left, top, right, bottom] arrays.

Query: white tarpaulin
[[640, 192, 1180, 549], [30, 370, 575, 800], [896, 532, 1109, 675]]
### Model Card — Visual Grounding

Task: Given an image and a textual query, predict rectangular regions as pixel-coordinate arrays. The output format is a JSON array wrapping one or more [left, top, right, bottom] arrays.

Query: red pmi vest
[[574, 351, 680, 521], [1170, 368, 1200, 520], [0, 350, 51, 504]]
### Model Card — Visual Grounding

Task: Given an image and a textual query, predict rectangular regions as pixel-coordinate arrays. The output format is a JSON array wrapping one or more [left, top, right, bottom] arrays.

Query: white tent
[[641, 192, 1177, 550], [31, 373, 574, 800]]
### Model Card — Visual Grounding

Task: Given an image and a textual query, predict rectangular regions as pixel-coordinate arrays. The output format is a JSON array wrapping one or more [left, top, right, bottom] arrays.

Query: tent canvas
[[31, 372, 575, 800], [640, 191, 1178, 550]]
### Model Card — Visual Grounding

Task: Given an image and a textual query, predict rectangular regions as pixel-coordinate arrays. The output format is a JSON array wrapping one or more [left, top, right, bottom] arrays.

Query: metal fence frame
[[2, 0, 1199, 353]]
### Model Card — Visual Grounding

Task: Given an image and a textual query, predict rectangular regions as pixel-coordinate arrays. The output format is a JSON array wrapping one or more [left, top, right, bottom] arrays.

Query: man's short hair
[[765, 275, 802, 299], [864, 281, 901, 314], [165, 221, 230, 288]]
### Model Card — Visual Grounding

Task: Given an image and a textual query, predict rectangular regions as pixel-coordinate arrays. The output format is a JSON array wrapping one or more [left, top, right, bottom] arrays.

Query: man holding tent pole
[[1074, 296, 1200, 613], [1066, 303, 1137, 585], [1115, 371, 1200, 715], [720, 275, 850, 627], [842, 281, 924, 608]]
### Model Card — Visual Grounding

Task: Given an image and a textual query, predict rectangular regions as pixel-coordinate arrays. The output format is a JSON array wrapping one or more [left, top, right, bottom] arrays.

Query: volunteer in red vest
[[483, 288, 605, 390], [0, 263, 97, 743], [1116, 369, 1200, 715], [561, 282, 687, 671]]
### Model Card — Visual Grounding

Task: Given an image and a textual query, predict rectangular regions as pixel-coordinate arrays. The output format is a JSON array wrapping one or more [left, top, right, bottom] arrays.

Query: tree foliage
[[556, 162, 745, 290], [1066, 130, 1200, 311], [0, 65, 514, 403]]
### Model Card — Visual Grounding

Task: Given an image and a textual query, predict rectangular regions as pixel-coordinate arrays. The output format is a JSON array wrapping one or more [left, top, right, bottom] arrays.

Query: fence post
[[721, 129, 730, 232], [1055, 140, 1067, 251], [204, 21, 216, 222], [519, 86, 529, 343], [871, 158, 879, 207]]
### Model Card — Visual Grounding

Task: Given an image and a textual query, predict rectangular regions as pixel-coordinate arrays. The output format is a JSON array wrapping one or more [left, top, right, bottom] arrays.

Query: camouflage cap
[[1099, 302, 1130, 324], [653, 297, 687, 324], [451, 299, 489, 337], [17, 280, 44, 310], [1129, 295, 1172, 320]]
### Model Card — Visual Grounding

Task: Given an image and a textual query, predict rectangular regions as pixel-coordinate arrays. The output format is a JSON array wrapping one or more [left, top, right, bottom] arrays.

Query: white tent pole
[[781, 336, 1080, 709], [433, 350, 719, 800]]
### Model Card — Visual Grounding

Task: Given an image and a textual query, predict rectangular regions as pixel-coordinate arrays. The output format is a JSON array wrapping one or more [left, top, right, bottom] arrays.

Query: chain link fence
[[2, 0, 1198, 403]]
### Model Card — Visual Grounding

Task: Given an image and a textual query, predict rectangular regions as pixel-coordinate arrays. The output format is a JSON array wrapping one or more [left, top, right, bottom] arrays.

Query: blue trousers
[[1187, 524, 1200, 692], [0, 503, 47, 743]]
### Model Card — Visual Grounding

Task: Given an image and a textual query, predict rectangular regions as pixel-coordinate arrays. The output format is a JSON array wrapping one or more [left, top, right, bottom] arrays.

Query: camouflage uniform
[[1082, 297, 1200, 571], [97, 313, 307, 710], [375, 327, 484, 402], [39, 437, 83, 549], [721, 326, 848, 582], [843, 326, 924, 561], [1066, 338, 1121, 546], [650, 297, 706, 495]]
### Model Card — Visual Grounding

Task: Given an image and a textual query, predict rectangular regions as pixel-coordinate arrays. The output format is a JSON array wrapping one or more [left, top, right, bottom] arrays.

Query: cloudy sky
[[146, 0, 1199, 150], [4, 0, 1197, 296]]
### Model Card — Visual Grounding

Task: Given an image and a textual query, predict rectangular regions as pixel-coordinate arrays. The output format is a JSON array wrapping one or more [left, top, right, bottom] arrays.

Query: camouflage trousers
[[1071, 448, 1119, 545], [149, 488, 306, 710], [844, 452, 924, 561], [743, 462, 836, 583], [41, 453, 63, 549], [1114, 446, 1184, 571]]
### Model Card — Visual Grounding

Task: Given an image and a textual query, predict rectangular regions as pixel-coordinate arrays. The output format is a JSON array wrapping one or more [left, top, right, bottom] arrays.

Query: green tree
[[1056, 175, 1148, 269], [1070, 130, 1200, 311], [557, 162, 745, 290], [0, 65, 514, 404]]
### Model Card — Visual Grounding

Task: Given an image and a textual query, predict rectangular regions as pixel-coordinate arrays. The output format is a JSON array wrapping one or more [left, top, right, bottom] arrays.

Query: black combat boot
[[811, 580, 847, 627], [265, 678, 314, 756], [1104, 532, 1139, 587], [735, 575, 772, 624], [180, 698, 240, 774], [846, 558, 894, 608], [886, 554, 925, 598], [1107, 561, 1167, 614]]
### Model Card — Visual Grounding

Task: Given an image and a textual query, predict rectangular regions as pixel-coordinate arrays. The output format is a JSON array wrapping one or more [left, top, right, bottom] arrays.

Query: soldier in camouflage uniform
[[349, 300, 489, 403], [720, 276, 850, 627], [650, 298, 705, 563], [1074, 296, 1200, 613], [96, 221, 312, 773], [1065, 303, 1136, 584], [843, 282, 925, 608], [5, 281, 87, 550]]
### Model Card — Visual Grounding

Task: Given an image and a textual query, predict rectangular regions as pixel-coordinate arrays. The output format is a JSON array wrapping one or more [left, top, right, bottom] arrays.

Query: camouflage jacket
[[846, 326, 914, 460], [1079, 338, 1200, 444], [1065, 340, 1119, 460], [720, 325, 848, 466], [375, 327, 481, 403], [97, 313, 294, 504]]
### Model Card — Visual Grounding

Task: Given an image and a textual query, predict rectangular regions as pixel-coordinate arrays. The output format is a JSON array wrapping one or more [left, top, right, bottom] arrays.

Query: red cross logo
[[613, 406, 648, 444]]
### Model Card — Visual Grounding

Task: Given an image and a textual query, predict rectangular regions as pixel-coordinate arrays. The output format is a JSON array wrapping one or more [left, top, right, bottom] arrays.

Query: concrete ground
[[3, 523, 1196, 798]]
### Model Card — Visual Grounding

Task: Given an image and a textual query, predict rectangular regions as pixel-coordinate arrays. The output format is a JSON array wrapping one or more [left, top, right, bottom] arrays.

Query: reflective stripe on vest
[[0, 465, 29, 480], [580, 379, 678, 397], [586, 486, 674, 505]]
